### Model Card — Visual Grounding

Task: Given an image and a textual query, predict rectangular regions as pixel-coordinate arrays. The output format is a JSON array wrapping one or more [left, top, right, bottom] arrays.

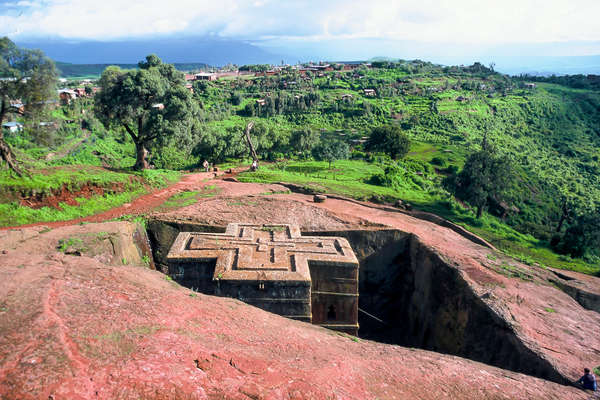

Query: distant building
[[342, 63, 362, 71], [10, 102, 25, 114], [151, 103, 165, 110], [195, 73, 217, 81], [58, 89, 77, 105], [363, 89, 376, 96], [524, 83, 536, 89], [2, 121, 23, 133]]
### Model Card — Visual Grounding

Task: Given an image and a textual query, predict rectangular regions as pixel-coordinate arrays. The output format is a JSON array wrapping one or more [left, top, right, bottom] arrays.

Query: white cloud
[[0, 0, 599, 45]]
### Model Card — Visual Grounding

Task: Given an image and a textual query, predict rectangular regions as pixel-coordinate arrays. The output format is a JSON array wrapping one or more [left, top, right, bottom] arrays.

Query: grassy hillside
[[2, 60, 599, 274]]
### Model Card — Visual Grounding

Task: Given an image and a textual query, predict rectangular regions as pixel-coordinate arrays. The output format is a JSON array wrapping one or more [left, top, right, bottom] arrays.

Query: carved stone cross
[[167, 223, 359, 334]]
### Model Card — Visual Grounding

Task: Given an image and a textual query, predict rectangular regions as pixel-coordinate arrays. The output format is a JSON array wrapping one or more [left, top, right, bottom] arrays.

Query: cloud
[[0, 0, 599, 46]]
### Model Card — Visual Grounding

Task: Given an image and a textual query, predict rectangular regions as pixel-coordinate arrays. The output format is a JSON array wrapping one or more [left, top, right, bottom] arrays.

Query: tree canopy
[[312, 139, 349, 168], [290, 128, 320, 154], [450, 140, 513, 218], [94, 54, 199, 170], [365, 125, 410, 159], [0, 37, 57, 175], [552, 207, 600, 259]]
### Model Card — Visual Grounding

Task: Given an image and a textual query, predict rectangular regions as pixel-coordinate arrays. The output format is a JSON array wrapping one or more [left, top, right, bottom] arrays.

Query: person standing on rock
[[578, 368, 597, 391]]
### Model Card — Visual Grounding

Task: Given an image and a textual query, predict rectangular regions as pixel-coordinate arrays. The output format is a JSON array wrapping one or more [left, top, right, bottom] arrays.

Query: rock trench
[[146, 219, 574, 385]]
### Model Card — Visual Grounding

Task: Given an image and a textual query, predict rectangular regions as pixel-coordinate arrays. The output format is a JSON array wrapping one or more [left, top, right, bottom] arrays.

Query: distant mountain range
[[17, 37, 600, 77], [56, 62, 211, 78], [17, 37, 286, 66]]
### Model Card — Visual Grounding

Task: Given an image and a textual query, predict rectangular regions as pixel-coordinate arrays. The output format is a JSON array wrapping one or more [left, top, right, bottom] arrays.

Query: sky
[[1, 0, 599, 71]]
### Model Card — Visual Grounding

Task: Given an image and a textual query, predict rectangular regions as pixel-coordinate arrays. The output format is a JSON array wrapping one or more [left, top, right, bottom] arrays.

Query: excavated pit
[[146, 219, 567, 385]]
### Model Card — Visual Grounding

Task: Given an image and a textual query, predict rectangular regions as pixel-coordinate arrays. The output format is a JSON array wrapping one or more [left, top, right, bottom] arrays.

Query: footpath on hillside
[[1, 170, 225, 231]]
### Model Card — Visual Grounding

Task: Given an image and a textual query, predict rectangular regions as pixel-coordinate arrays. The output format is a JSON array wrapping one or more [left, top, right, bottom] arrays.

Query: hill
[[56, 61, 211, 78], [2, 59, 599, 275]]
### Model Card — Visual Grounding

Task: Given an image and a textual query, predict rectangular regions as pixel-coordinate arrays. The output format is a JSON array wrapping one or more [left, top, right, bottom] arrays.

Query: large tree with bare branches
[[94, 54, 199, 170], [0, 37, 57, 175]]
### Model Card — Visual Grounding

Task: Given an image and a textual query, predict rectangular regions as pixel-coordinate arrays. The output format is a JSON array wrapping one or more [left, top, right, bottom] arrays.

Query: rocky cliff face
[[0, 221, 589, 399]]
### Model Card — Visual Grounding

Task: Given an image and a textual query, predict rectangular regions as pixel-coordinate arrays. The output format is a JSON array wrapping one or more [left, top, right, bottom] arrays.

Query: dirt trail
[[1, 170, 221, 231], [44, 129, 91, 161]]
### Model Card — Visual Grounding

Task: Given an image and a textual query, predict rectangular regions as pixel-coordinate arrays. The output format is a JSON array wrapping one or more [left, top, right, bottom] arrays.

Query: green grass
[[0, 189, 145, 227], [0, 167, 180, 227], [153, 184, 220, 212], [57, 237, 86, 253], [239, 158, 599, 275]]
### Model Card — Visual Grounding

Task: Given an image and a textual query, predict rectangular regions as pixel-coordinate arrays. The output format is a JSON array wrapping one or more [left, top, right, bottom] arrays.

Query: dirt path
[[44, 129, 91, 161], [1, 170, 222, 231]]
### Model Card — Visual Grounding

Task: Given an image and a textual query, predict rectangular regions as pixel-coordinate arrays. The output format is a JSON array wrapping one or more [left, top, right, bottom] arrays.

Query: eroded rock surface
[[0, 223, 589, 399], [148, 188, 600, 386]]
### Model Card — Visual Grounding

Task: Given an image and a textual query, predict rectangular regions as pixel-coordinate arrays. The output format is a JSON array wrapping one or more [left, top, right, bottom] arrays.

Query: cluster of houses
[[58, 86, 99, 105], [2, 120, 59, 133], [183, 62, 369, 82]]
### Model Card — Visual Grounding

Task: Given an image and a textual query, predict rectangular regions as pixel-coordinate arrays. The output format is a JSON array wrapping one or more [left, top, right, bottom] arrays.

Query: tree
[[0, 37, 57, 175], [94, 55, 198, 170], [453, 140, 513, 218], [312, 139, 349, 169], [365, 125, 410, 159], [290, 128, 320, 154], [552, 208, 600, 258]]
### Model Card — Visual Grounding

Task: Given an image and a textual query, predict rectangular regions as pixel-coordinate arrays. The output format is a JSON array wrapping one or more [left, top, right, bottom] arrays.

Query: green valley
[[2, 51, 599, 275]]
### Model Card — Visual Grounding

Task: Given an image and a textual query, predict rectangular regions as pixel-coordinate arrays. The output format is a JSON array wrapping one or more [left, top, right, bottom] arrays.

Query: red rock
[[0, 244, 587, 399]]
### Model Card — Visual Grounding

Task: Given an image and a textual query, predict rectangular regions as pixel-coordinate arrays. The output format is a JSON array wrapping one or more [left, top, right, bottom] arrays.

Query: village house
[[2, 121, 23, 133], [342, 63, 362, 71], [10, 101, 25, 114], [195, 72, 217, 81], [307, 64, 333, 72], [363, 89, 376, 96], [58, 89, 77, 105], [524, 83, 536, 89]]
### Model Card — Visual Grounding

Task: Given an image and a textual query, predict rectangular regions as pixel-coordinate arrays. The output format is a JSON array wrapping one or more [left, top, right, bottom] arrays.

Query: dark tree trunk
[[123, 119, 150, 170], [0, 99, 24, 176], [476, 204, 483, 219], [556, 200, 570, 232], [134, 141, 150, 170], [244, 122, 259, 168]]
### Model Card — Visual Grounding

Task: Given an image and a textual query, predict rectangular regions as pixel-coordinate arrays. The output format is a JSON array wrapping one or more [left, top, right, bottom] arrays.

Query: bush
[[430, 157, 446, 167]]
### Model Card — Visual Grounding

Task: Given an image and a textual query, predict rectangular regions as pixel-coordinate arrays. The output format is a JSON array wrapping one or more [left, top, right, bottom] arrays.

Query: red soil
[[2, 167, 286, 231]]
